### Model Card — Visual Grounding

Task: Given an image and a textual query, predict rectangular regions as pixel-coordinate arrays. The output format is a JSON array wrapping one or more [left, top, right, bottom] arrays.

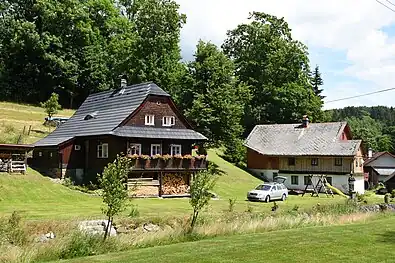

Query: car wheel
[[281, 194, 286, 201], [265, 195, 270, 203]]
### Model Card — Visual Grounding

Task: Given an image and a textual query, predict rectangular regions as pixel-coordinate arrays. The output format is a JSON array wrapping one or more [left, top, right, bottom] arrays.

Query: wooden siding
[[125, 96, 187, 129], [279, 156, 353, 174], [246, 148, 279, 169], [127, 138, 193, 156], [31, 147, 59, 169]]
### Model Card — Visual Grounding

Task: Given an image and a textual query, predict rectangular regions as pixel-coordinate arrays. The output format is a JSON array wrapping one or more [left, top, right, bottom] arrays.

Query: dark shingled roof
[[112, 126, 207, 140], [35, 82, 206, 147], [245, 122, 361, 157]]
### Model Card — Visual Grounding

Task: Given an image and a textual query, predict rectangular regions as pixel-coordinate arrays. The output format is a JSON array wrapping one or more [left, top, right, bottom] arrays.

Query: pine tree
[[310, 65, 325, 100]]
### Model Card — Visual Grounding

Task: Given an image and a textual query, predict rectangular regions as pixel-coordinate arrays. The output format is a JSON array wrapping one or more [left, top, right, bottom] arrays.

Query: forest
[[0, 0, 392, 161]]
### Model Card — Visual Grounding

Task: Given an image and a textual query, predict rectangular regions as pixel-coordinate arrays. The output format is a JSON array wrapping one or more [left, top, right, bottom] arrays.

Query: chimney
[[302, 115, 309, 128], [120, 78, 127, 88], [368, 148, 373, 159]]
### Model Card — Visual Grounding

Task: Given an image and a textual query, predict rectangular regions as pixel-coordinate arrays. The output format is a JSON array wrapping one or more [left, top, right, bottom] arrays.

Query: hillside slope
[[0, 101, 74, 144]]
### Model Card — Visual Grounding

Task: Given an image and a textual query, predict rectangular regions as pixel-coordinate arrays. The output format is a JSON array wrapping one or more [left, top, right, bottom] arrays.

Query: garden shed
[[0, 144, 34, 173]]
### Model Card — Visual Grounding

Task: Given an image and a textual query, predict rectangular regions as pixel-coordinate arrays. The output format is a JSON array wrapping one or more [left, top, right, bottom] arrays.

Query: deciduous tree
[[40, 93, 61, 118], [99, 155, 131, 239]]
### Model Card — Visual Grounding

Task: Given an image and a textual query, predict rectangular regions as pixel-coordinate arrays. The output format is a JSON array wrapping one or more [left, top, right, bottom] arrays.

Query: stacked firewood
[[162, 173, 189, 195]]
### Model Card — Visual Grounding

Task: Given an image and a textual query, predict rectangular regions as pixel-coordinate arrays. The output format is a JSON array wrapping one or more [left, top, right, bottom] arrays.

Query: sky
[[176, 0, 395, 110]]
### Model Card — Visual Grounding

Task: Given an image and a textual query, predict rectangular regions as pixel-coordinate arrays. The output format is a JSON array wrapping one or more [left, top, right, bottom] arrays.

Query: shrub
[[40, 92, 61, 119], [391, 189, 395, 198], [0, 211, 28, 246], [228, 198, 236, 212], [128, 204, 140, 218], [385, 193, 391, 204], [311, 201, 358, 215], [223, 138, 246, 165]]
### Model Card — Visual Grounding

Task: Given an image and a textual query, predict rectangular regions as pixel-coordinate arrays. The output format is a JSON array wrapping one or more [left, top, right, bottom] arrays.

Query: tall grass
[[0, 202, 385, 262]]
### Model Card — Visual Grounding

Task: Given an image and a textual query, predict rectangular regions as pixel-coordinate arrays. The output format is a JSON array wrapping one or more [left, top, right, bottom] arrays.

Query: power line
[[385, 0, 395, 7], [325, 87, 395, 103], [376, 0, 395, 13]]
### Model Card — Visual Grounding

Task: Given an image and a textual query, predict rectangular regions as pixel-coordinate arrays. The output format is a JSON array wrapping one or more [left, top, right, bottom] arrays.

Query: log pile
[[131, 186, 159, 197], [162, 173, 189, 195]]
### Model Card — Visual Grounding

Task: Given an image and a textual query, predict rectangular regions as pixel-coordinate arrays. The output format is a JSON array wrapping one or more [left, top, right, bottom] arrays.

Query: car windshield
[[255, 185, 272, 191]]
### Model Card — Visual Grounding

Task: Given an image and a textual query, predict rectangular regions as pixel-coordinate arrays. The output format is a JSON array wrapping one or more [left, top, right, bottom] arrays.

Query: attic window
[[84, 111, 98, 120], [118, 88, 125, 95]]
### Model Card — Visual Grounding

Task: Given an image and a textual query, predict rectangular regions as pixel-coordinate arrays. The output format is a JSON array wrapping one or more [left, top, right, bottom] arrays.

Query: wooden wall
[[279, 157, 353, 174], [125, 96, 188, 129], [246, 149, 279, 169]]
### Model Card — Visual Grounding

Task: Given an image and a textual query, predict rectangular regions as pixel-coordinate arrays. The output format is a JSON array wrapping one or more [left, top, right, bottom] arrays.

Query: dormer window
[[84, 111, 98, 120], [145, 115, 154, 126], [162, 116, 175, 127]]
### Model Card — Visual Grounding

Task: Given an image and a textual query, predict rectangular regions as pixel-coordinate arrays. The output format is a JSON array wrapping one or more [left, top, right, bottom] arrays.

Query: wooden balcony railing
[[127, 154, 208, 171]]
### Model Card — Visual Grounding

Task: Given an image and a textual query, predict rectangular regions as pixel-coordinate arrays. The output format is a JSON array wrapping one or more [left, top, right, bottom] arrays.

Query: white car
[[247, 182, 288, 202]]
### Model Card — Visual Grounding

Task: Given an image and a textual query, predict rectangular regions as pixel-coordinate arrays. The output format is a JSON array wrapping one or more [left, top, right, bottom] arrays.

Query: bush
[[385, 193, 391, 204], [0, 211, 28, 246], [223, 138, 246, 165], [128, 204, 140, 218], [228, 198, 236, 212], [391, 189, 395, 198], [311, 201, 358, 215]]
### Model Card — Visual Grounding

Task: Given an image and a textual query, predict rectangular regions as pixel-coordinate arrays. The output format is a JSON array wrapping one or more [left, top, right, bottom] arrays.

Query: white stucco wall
[[279, 173, 364, 194], [249, 169, 365, 194]]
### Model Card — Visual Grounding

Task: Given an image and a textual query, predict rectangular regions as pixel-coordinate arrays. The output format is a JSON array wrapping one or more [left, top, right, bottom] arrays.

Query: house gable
[[121, 95, 190, 129], [364, 152, 395, 168]]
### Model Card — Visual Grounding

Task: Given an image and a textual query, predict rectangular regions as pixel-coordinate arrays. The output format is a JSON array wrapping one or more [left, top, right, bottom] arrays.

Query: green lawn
[[55, 215, 395, 263], [0, 151, 350, 220]]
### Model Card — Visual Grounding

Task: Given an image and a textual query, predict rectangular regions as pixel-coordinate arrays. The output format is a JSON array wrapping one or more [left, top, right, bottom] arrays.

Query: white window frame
[[162, 116, 175, 127], [170, 144, 182, 156], [74, 145, 81, 151], [38, 152, 42, 157], [50, 152, 53, 158], [97, 143, 109, 158], [129, 143, 142, 155], [151, 144, 162, 156], [145, 115, 155, 126]]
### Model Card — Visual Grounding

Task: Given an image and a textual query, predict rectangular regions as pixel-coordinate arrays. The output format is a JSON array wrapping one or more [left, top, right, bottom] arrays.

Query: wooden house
[[30, 82, 207, 197], [364, 151, 395, 190], [244, 117, 365, 194]]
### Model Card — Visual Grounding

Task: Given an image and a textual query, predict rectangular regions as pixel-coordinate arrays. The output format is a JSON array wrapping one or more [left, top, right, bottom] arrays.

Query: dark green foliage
[[179, 41, 249, 146], [310, 65, 325, 100], [222, 12, 324, 132], [384, 193, 391, 204], [223, 137, 246, 165], [0, 0, 185, 107], [328, 107, 395, 152]]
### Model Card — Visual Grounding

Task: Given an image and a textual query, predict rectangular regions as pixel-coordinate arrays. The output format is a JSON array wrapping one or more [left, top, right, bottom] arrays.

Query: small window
[[129, 143, 141, 155], [162, 116, 175, 127], [97, 143, 108, 158], [38, 152, 42, 157], [326, 176, 333, 185], [74, 145, 81, 151], [171, 144, 181, 155], [50, 152, 53, 158], [311, 158, 318, 166], [291, 176, 298, 185], [145, 115, 155, 126], [151, 144, 162, 156], [288, 157, 296, 166], [304, 176, 312, 185], [335, 158, 342, 166]]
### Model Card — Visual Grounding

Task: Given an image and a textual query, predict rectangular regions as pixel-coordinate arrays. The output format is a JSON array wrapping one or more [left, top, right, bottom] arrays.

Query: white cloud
[[177, 0, 395, 108]]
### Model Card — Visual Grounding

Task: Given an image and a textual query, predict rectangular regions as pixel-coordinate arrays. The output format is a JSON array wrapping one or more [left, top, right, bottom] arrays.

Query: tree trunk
[[189, 210, 199, 232], [104, 215, 111, 240]]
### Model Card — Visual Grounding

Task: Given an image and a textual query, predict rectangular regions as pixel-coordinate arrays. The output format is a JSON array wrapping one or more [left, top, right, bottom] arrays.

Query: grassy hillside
[[0, 101, 74, 144], [0, 101, 347, 220], [56, 215, 395, 263]]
